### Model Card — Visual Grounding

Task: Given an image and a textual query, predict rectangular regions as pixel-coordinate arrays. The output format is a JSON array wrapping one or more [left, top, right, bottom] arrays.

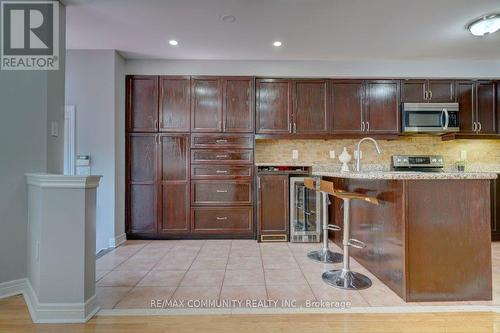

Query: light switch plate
[[292, 150, 299, 160], [329, 150, 335, 159], [354, 150, 362, 159], [50, 121, 58, 137], [460, 150, 467, 160]]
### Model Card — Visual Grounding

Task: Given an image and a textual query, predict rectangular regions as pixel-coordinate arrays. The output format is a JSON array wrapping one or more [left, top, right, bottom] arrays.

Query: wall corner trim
[[109, 233, 127, 248]]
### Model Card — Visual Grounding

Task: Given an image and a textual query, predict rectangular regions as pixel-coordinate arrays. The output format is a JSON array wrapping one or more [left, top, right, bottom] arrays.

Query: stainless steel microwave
[[401, 103, 459, 134]]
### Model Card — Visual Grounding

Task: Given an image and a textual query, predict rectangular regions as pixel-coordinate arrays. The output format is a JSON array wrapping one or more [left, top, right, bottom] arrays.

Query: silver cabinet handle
[[478, 122, 482, 132], [288, 122, 292, 133], [216, 216, 228, 220], [473, 122, 477, 132], [216, 170, 228, 174], [258, 177, 261, 189], [366, 121, 370, 132], [216, 189, 228, 193], [424, 90, 428, 100], [293, 122, 297, 133], [216, 154, 228, 158], [154, 119, 158, 129], [361, 121, 365, 132], [215, 139, 227, 144], [429, 90, 433, 100]]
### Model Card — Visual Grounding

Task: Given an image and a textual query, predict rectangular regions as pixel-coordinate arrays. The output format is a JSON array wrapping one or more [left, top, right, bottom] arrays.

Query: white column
[[25, 173, 101, 323]]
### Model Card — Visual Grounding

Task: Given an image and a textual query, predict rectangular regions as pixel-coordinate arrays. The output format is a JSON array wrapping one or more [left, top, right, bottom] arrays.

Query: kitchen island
[[314, 169, 497, 302]]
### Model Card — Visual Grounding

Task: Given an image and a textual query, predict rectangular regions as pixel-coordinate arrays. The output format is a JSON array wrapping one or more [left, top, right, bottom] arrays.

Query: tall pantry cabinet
[[126, 75, 255, 238]]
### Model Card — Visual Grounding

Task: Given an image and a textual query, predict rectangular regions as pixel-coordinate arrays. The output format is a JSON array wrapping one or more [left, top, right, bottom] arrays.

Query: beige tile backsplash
[[255, 137, 500, 172]]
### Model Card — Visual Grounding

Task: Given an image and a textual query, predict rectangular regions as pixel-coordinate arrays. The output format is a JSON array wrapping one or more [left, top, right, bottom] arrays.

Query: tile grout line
[[289, 243, 319, 303], [169, 240, 205, 303], [217, 240, 232, 301], [258, 242, 270, 301]]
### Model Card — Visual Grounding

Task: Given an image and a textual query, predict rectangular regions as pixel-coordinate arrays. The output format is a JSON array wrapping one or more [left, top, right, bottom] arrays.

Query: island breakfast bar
[[314, 170, 498, 302]]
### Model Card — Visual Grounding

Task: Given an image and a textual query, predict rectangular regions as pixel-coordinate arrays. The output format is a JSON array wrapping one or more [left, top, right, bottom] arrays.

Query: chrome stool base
[[322, 269, 372, 290], [307, 249, 343, 264]]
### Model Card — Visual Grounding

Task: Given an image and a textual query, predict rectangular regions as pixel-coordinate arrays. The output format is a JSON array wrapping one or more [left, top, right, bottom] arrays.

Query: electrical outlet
[[329, 150, 335, 159], [460, 150, 467, 160], [292, 150, 299, 160], [354, 150, 362, 159]]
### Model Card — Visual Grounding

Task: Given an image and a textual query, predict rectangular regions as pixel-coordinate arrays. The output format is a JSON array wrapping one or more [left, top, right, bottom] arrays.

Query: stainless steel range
[[392, 155, 444, 172]]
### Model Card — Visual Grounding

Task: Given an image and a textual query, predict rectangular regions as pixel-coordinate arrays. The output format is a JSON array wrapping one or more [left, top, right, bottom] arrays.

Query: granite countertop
[[312, 170, 498, 180]]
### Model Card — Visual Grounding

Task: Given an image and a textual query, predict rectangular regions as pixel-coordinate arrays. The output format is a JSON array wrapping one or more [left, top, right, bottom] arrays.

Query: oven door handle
[[441, 108, 449, 130]]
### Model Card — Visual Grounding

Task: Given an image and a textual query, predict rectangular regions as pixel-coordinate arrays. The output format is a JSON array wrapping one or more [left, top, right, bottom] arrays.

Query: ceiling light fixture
[[169, 40, 179, 46], [273, 41, 282, 47], [467, 13, 500, 36]]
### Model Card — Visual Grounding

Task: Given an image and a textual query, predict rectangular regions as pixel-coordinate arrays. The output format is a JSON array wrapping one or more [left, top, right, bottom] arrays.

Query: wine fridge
[[290, 177, 321, 243]]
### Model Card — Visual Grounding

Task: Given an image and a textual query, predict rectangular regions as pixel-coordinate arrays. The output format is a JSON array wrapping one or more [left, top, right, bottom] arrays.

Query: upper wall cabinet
[[191, 77, 222, 132], [223, 77, 254, 133], [159, 76, 191, 132], [401, 79, 454, 103], [456, 80, 496, 134], [293, 80, 330, 134], [256, 79, 293, 134], [331, 80, 365, 134], [365, 80, 400, 134], [191, 76, 254, 133], [127, 76, 159, 132]]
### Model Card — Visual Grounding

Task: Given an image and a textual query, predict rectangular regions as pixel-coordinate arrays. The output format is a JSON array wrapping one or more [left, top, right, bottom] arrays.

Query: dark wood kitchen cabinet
[[257, 174, 289, 241], [256, 79, 293, 134], [331, 80, 365, 134], [126, 133, 158, 234], [401, 79, 454, 103], [159, 76, 190, 132], [158, 134, 190, 233], [492, 175, 500, 241], [191, 77, 222, 132], [223, 77, 254, 133], [365, 80, 400, 134], [293, 80, 330, 134], [126, 76, 159, 132], [456, 80, 496, 134], [191, 76, 254, 133]]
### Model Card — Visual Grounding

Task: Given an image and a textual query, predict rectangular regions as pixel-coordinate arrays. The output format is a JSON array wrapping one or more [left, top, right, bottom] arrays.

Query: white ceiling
[[65, 0, 500, 61]]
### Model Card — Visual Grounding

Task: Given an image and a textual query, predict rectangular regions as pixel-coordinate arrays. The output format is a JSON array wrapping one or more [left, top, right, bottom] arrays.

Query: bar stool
[[303, 178, 343, 264], [320, 180, 379, 290]]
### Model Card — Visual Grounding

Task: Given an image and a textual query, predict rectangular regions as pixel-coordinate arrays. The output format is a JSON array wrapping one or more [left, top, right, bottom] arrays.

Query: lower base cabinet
[[191, 207, 253, 234], [257, 174, 289, 242]]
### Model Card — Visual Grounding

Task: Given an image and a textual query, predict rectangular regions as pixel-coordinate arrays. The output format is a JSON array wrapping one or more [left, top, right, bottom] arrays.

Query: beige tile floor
[[95, 240, 500, 310]]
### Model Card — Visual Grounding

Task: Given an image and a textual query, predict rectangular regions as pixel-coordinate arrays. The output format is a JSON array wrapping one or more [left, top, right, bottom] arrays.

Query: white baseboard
[[0, 278, 27, 299], [1, 278, 99, 323], [109, 233, 126, 248]]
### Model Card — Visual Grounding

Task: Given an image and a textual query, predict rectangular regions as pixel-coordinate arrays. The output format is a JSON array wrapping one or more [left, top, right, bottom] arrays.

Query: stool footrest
[[327, 224, 341, 231], [348, 238, 366, 249]]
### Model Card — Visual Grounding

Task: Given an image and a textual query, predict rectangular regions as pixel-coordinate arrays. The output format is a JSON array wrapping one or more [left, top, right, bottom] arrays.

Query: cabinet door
[[191, 77, 222, 132], [476, 81, 496, 134], [331, 80, 364, 133], [492, 175, 500, 241], [127, 134, 158, 233], [159, 134, 190, 233], [455, 81, 475, 133], [428, 80, 454, 103], [159, 76, 190, 132], [257, 175, 289, 236], [293, 80, 329, 134], [127, 76, 158, 132], [365, 80, 400, 133], [401, 80, 427, 103], [223, 77, 254, 133], [256, 79, 292, 134]]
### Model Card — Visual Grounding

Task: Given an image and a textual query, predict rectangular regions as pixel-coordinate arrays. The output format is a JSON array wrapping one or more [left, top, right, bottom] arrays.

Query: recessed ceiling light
[[467, 14, 500, 36], [169, 40, 179, 46], [221, 15, 236, 23], [273, 41, 282, 47]]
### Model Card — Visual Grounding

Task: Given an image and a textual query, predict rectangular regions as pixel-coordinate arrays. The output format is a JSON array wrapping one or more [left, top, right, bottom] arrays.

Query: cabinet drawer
[[191, 134, 253, 148], [191, 165, 253, 179], [191, 207, 253, 233], [191, 149, 253, 164], [191, 180, 252, 205]]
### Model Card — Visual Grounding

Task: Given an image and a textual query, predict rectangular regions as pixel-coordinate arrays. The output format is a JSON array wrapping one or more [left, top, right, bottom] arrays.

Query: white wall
[[114, 53, 126, 240], [0, 4, 66, 284], [65, 49, 125, 252], [126, 59, 500, 78]]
